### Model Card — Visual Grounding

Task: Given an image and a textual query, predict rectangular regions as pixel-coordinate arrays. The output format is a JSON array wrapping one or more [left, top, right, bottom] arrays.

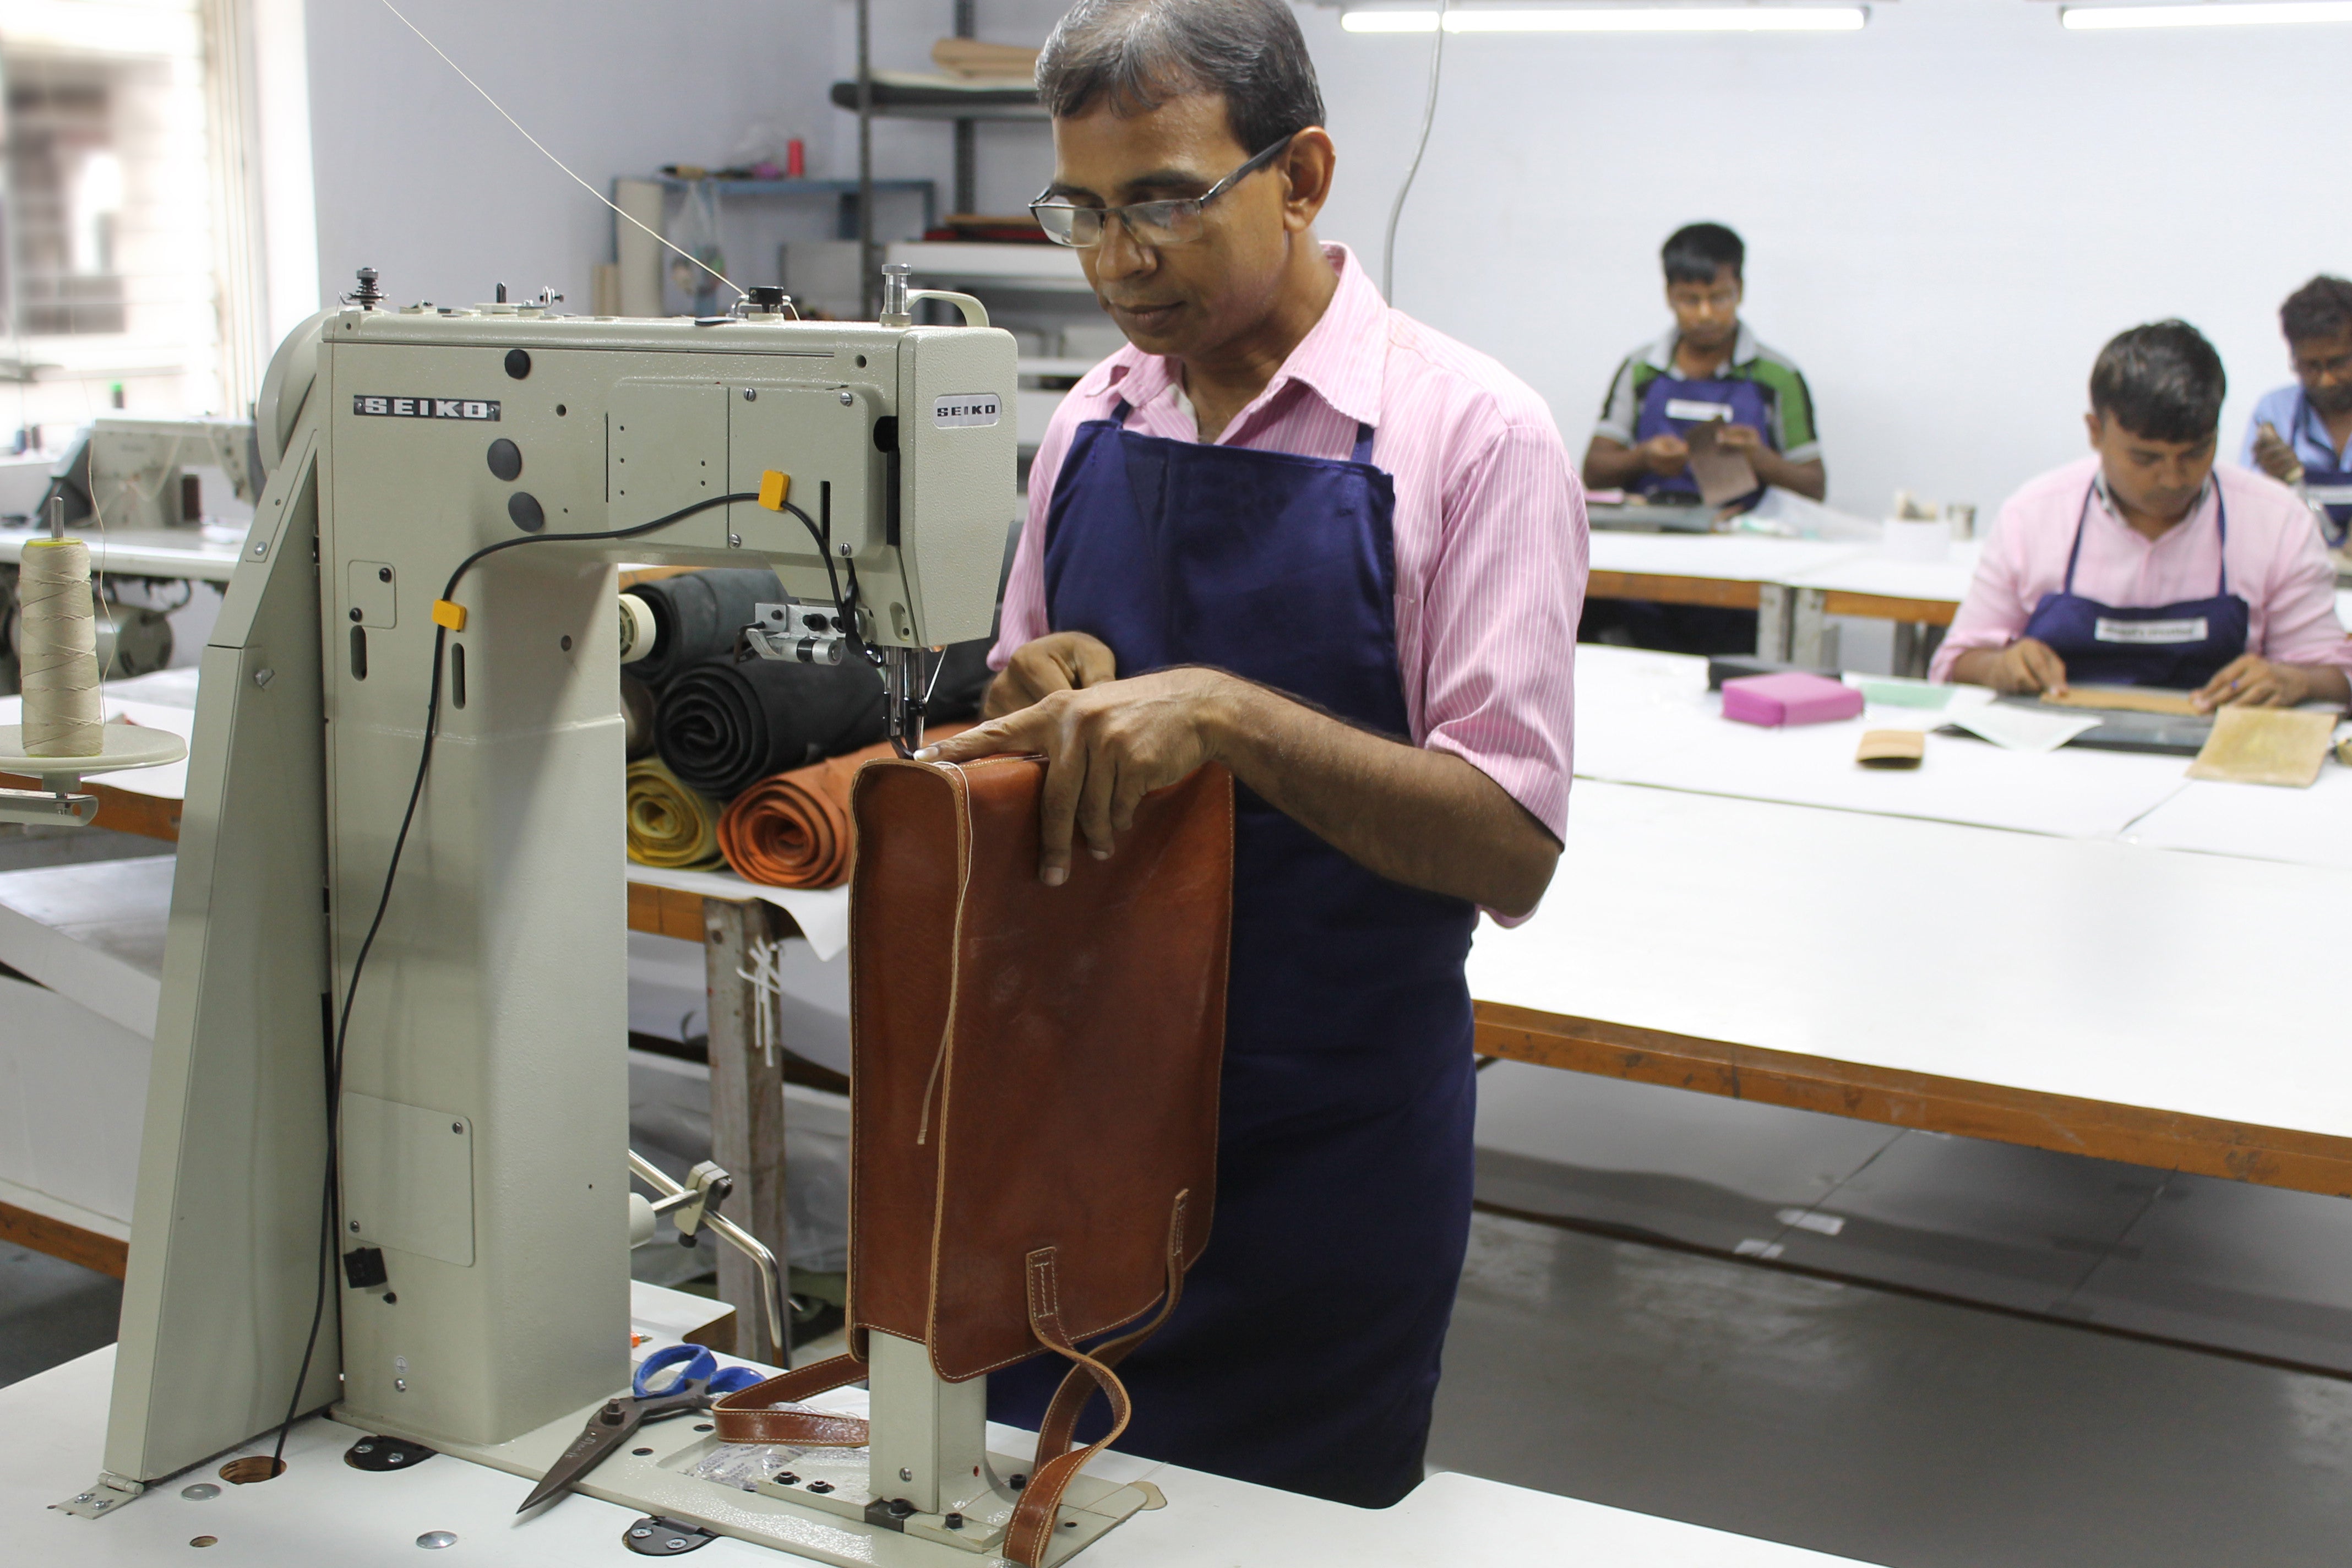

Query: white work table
[[1584, 532, 1979, 668], [1585, 531, 1870, 594], [7, 1347, 1872, 1567], [1572, 644, 2195, 839], [1479, 647, 2352, 1196], [0, 524, 247, 581]]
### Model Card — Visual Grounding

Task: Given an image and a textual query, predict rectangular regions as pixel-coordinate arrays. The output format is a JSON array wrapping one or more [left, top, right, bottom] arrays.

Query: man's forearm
[[1752, 450, 1826, 501], [1581, 439, 1646, 491], [1205, 678, 1559, 916], [1946, 646, 2005, 687], [2293, 663, 2352, 706]]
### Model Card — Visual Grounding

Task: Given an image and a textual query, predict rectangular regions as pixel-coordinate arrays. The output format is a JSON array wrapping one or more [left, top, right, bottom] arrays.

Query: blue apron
[[1629, 369, 1775, 499], [2290, 393, 2352, 547], [985, 399, 1479, 1508], [2018, 482, 2249, 689]]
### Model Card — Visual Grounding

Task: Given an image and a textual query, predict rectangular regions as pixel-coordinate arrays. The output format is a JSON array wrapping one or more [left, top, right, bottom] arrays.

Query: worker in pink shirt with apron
[[922, 0, 1585, 1510], [1934, 320, 2352, 711]]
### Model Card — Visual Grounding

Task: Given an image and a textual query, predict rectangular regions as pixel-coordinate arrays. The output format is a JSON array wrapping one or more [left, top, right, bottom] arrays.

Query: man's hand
[[1712, 422, 1766, 463], [925, 668, 1232, 885], [2193, 653, 2318, 711], [982, 631, 1117, 719], [1637, 433, 1691, 478], [1953, 638, 2070, 696], [2252, 422, 2305, 484]]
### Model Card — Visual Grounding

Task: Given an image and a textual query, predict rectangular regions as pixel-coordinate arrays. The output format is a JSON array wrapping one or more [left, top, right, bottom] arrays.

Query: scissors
[[516, 1344, 764, 1512]]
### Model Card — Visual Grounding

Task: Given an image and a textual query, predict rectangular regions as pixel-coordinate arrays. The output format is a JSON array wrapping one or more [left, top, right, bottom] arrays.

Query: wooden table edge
[[1474, 1000, 2352, 1198], [1587, 570, 1762, 611], [1816, 589, 1959, 625], [1, 1198, 128, 1279]]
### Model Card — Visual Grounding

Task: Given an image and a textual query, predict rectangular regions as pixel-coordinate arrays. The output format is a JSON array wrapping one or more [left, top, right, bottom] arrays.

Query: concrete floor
[[1429, 1210, 2352, 1567], [0, 1243, 121, 1388]]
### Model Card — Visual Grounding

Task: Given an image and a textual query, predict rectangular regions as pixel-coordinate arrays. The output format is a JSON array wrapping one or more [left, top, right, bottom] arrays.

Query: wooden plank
[[0, 774, 181, 842], [1818, 590, 1959, 626], [627, 879, 711, 940], [1587, 570, 1761, 611], [1474, 1000, 2352, 1199], [0, 1199, 128, 1278]]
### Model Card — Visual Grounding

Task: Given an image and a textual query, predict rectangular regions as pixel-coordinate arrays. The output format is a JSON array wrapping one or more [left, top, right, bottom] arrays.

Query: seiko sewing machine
[[54, 267, 1153, 1564], [47, 415, 260, 532]]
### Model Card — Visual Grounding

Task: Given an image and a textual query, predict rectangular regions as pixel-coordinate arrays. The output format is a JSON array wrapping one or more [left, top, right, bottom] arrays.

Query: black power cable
[[269, 486, 808, 1467]]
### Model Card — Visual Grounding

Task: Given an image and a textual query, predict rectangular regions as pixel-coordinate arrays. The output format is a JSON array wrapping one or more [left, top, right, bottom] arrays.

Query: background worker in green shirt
[[1585, 222, 1826, 503], [1582, 221, 1827, 652]]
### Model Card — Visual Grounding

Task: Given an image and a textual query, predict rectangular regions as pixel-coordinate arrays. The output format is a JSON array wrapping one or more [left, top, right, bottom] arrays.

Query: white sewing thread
[[19, 538, 102, 756], [736, 935, 787, 1070], [374, 0, 742, 302]]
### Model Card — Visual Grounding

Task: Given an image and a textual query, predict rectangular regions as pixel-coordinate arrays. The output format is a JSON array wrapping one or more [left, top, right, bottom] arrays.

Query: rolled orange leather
[[716, 725, 970, 889]]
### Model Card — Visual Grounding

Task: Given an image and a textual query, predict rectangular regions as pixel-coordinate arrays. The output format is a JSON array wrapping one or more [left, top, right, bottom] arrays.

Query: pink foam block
[[1721, 671, 1864, 727]]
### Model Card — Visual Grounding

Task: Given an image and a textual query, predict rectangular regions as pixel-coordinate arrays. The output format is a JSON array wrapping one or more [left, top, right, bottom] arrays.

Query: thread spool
[[19, 538, 103, 756]]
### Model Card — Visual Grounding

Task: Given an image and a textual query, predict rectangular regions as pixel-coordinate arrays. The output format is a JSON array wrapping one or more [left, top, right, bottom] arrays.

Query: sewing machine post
[[68, 279, 1136, 1563]]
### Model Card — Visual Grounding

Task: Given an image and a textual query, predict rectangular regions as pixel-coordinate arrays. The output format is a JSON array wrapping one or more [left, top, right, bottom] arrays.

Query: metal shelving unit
[[845, 0, 1045, 315]]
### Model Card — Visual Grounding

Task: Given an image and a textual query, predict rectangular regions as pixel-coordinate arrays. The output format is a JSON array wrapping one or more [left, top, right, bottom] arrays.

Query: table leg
[[1790, 587, 1836, 668], [1890, 622, 1945, 679], [1755, 583, 1793, 660], [702, 896, 791, 1364]]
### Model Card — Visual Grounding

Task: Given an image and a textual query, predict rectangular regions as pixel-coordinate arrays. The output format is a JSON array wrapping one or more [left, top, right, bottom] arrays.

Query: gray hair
[[1035, 0, 1326, 155]]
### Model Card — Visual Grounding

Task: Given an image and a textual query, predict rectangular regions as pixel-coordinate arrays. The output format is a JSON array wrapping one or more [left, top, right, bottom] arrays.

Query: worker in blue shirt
[[2243, 274, 2352, 547]]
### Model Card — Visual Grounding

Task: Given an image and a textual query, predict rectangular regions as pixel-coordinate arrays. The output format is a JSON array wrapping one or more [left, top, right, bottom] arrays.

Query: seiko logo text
[[932, 393, 1001, 429], [352, 395, 501, 421]]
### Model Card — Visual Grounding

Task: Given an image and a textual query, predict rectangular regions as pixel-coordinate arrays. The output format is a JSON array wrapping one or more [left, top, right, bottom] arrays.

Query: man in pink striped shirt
[[923, 0, 1583, 1513], [1934, 320, 2352, 706]]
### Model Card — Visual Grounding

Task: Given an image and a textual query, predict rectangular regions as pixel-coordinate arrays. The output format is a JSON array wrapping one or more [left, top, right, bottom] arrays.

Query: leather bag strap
[[1003, 1195, 1190, 1567], [1030, 1195, 1189, 1469], [709, 1353, 873, 1446]]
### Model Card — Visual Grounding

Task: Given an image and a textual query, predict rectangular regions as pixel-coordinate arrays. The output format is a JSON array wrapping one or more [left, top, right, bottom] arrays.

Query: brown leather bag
[[713, 754, 1233, 1565]]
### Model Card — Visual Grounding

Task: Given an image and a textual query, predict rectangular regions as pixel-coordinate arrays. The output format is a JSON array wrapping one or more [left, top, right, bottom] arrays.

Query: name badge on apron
[[2094, 616, 2208, 645], [1663, 398, 1735, 423]]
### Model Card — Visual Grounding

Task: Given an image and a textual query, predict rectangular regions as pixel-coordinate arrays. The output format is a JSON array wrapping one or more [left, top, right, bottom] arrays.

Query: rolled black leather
[[656, 655, 886, 799], [620, 673, 658, 760], [630, 569, 785, 688]]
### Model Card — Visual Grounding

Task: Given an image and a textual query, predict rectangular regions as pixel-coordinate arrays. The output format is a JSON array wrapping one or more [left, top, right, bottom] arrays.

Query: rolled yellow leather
[[625, 757, 725, 869]]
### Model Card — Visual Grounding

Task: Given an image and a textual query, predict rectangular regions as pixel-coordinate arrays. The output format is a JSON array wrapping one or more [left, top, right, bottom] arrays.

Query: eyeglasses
[[1030, 134, 1296, 250]]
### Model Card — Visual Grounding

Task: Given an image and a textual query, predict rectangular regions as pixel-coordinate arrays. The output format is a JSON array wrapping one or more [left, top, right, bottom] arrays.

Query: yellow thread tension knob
[[432, 600, 468, 632], [758, 471, 791, 511]]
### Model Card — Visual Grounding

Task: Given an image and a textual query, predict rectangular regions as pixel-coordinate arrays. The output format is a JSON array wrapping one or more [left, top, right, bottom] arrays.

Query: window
[[0, 0, 225, 444]]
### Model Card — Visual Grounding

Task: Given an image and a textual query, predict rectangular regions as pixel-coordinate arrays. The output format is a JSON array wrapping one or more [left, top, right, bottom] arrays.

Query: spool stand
[[0, 723, 186, 826]]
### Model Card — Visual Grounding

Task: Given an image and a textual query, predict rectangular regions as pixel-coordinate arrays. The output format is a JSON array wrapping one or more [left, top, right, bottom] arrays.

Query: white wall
[[300, 0, 2344, 519], [302, 0, 841, 313], [1304, 0, 2347, 518]]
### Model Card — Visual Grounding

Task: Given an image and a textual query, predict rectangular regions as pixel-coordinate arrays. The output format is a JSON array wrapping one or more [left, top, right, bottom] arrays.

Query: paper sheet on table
[[624, 857, 852, 960], [1942, 703, 2101, 753], [1846, 682, 1996, 733]]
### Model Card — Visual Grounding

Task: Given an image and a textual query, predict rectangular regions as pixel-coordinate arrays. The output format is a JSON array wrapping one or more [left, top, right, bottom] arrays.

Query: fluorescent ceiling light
[[1342, 6, 1868, 32], [2061, 1, 2352, 26]]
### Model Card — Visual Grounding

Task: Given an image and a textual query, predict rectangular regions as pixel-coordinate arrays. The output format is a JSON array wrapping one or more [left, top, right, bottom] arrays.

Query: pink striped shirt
[[1930, 455, 2352, 681], [992, 243, 1588, 875]]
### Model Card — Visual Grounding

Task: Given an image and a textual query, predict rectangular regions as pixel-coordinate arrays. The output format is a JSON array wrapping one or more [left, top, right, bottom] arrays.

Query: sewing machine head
[[258, 275, 1016, 749]]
